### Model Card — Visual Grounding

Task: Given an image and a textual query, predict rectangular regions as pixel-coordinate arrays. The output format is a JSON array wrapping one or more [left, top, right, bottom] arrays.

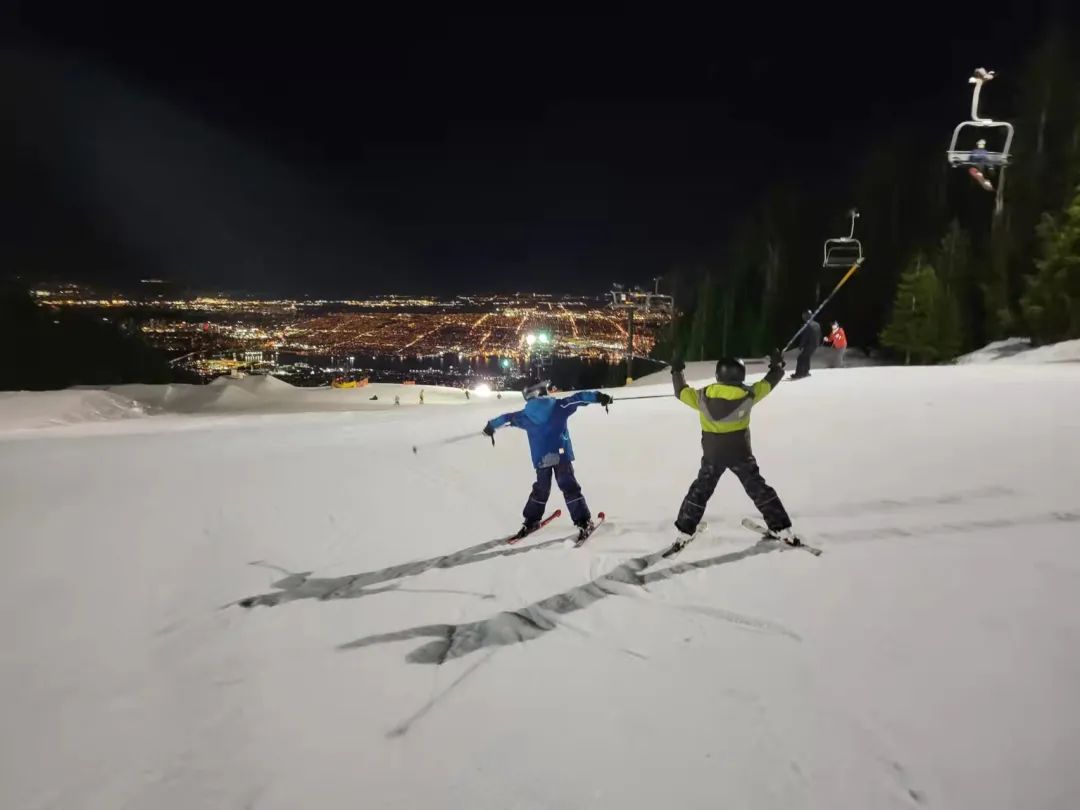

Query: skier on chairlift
[[968, 139, 996, 191]]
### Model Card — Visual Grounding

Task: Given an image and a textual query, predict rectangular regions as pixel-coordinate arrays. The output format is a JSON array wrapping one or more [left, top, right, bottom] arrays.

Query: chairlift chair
[[946, 68, 1014, 171], [822, 208, 864, 269]]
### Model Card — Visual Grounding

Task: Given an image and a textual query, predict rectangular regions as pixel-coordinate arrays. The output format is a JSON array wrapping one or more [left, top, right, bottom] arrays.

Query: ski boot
[[512, 521, 541, 541], [575, 519, 596, 544], [762, 527, 803, 547], [661, 522, 707, 558]]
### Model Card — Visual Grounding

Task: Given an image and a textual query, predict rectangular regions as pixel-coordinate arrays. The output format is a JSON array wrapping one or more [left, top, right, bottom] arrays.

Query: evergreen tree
[[935, 220, 974, 352], [936, 287, 965, 362], [686, 272, 716, 361], [0, 284, 172, 390], [880, 255, 950, 364], [1021, 184, 1080, 343]]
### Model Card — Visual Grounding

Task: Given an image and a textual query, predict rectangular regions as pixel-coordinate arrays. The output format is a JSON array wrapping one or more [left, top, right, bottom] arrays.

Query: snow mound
[[957, 337, 1080, 364], [0, 376, 490, 434], [0, 389, 146, 431]]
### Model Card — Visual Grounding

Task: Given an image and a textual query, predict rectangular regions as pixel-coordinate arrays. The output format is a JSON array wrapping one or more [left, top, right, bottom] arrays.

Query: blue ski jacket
[[486, 391, 602, 469]]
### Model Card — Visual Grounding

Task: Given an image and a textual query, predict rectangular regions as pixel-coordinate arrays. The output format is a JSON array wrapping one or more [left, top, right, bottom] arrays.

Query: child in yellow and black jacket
[[670, 350, 799, 544]]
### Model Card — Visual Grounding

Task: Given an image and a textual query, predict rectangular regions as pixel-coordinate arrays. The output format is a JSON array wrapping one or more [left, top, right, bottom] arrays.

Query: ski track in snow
[[3, 362, 1080, 809]]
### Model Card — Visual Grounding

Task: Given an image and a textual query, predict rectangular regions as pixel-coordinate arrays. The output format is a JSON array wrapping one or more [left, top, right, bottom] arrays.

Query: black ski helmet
[[802, 309, 813, 321], [522, 380, 551, 400], [715, 357, 746, 384]]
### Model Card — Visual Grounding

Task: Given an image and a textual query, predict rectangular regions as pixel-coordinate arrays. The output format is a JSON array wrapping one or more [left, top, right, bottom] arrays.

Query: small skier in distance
[[483, 380, 612, 542], [670, 352, 801, 547], [793, 310, 822, 379], [824, 320, 848, 367]]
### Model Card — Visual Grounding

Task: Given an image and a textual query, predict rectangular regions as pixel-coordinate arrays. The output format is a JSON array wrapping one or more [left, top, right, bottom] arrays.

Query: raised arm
[[671, 360, 700, 410], [557, 390, 613, 414], [750, 349, 786, 402]]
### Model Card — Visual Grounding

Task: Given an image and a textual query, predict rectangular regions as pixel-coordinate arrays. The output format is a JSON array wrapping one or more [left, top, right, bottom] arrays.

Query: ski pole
[[411, 431, 484, 455], [782, 260, 863, 352], [614, 394, 672, 402]]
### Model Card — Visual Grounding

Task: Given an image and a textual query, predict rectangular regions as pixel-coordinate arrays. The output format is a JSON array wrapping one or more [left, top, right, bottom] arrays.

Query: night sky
[[3, 3, 1071, 296]]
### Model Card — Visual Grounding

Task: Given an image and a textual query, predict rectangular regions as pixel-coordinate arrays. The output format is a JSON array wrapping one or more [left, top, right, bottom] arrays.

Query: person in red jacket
[[824, 321, 848, 367]]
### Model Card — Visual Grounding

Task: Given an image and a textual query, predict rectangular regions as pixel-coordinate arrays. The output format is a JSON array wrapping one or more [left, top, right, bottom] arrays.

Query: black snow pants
[[794, 346, 816, 378], [675, 455, 791, 536]]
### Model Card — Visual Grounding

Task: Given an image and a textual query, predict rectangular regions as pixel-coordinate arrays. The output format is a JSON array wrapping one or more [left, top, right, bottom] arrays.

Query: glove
[[769, 348, 785, 369], [482, 423, 495, 445], [596, 392, 613, 407], [670, 357, 686, 373]]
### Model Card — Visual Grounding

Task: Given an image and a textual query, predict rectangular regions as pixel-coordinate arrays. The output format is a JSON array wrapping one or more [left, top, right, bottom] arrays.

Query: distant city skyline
[[24, 278, 665, 302], [31, 286, 672, 386]]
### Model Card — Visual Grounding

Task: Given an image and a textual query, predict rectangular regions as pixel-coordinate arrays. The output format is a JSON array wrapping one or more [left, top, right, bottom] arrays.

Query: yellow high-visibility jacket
[[673, 364, 784, 463]]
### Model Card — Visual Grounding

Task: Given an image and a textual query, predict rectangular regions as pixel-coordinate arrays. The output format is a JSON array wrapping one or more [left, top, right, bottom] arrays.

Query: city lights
[[38, 287, 671, 383]]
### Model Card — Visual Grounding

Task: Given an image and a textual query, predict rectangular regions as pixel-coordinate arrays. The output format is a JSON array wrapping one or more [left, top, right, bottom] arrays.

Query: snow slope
[[2, 363, 1080, 809]]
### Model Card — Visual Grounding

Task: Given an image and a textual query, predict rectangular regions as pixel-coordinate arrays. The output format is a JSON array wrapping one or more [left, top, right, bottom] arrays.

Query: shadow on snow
[[233, 533, 570, 608], [338, 542, 792, 664]]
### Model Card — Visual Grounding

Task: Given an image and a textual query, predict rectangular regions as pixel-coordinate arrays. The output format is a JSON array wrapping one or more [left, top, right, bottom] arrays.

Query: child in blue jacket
[[484, 380, 612, 540]]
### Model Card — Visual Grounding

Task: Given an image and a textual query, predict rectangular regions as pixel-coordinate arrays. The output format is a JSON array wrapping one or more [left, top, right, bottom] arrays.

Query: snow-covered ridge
[[955, 337, 1080, 364], [0, 375, 477, 434]]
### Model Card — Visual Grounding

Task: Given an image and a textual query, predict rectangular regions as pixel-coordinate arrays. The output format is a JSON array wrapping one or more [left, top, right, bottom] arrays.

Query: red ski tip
[[597, 512, 605, 520], [553, 509, 563, 517]]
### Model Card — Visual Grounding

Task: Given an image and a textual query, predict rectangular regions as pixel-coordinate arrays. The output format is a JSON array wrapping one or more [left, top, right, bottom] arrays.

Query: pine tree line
[[657, 29, 1080, 365]]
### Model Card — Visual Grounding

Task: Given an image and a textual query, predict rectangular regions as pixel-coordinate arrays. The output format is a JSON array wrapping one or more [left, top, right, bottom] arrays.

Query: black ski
[[741, 518, 823, 556]]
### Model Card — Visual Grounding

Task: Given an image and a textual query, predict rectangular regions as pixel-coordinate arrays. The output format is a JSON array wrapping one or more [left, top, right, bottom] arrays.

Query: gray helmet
[[522, 380, 551, 401], [715, 357, 746, 384]]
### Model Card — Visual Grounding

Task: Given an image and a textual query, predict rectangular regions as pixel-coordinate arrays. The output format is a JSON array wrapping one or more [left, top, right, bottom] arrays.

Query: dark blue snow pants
[[523, 459, 591, 527]]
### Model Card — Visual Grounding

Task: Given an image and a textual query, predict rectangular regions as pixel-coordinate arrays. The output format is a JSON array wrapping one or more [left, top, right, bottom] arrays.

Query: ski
[[741, 518, 823, 556], [572, 511, 606, 548], [661, 522, 709, 559], [506, 509, 562, 544]]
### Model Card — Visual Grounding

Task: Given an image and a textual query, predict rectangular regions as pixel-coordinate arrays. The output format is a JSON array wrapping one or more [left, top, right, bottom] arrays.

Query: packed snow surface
[[2, 359, 1079, 809], [956, 337, 1080, 365]]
